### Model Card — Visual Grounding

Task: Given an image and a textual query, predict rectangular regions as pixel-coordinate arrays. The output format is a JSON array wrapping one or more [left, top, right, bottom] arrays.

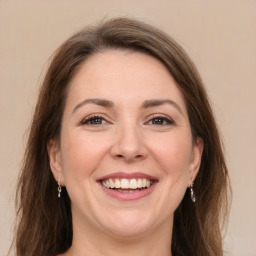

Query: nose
[[110, 124, 148, 162]]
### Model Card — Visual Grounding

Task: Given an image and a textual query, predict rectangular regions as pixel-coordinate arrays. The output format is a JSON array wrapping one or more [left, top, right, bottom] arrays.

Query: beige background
[[0, 1, 255, 255]]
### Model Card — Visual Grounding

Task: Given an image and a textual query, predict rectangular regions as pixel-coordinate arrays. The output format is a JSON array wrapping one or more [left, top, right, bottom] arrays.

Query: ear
[[188, 137, 204, 186], [47, 139, 65, 186]]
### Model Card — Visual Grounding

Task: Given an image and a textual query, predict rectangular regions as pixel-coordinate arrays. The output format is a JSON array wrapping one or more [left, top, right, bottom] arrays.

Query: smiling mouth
[[101, 178, 155, 193]]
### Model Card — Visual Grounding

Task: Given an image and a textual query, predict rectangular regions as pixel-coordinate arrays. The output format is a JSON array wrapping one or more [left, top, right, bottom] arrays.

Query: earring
[[57, 180, 62, 198], [190, 180, 196, 203]]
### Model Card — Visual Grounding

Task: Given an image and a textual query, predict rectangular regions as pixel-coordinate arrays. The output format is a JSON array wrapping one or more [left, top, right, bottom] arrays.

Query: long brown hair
[[14, 17, 230, 256]]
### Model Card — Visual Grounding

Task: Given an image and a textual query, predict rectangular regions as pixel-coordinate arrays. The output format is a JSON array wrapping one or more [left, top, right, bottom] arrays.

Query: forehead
[[66, 50, 187, 111]]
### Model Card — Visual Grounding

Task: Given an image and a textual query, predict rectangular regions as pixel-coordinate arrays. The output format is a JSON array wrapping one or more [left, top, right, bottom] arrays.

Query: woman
[[14, 17, 230, 256]]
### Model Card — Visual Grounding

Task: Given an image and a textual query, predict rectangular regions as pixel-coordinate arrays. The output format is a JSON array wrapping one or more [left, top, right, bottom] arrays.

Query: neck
[[64, 216, 173, 256]]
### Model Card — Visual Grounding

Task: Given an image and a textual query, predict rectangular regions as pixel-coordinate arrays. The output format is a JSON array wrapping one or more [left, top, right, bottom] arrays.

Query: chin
[[98, 210, 156, 238]]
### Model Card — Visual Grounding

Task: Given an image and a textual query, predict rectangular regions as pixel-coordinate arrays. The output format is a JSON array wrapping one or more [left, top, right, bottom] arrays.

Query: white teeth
[[109, 179, 115, 188], [137, 179, 143, 188], [115, 179, 121, 188], [121, 178, 129, 188], [102, 178, 153, 189], [129, 179, 137, 189], [105, 179, 110, 187]]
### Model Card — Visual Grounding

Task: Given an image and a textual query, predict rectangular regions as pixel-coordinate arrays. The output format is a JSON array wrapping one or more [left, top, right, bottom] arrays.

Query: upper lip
[[97, 172, 158, 181]]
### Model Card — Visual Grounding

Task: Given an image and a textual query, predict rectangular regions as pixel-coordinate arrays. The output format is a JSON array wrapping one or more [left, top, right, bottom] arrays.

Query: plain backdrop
[[0, 1, 255, 255]]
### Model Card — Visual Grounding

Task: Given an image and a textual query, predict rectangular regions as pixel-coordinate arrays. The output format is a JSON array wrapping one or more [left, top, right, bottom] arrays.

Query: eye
[[80, 115, 107, 125], [147, 115, 175, 126]]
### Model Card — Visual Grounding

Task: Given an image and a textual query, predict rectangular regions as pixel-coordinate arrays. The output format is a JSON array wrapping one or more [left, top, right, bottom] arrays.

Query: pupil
[[92, 118, 101, 124], [153, 118, 163, 125]]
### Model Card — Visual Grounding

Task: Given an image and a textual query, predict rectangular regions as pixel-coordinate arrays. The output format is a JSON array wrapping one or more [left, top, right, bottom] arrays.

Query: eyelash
[[80, 115, 108, 125], [80, 114, 175, 126], [146, 115, 175, 126]]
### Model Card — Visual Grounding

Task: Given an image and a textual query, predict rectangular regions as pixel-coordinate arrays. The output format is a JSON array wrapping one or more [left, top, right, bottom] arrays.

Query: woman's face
[[48, 50, 203, 238]]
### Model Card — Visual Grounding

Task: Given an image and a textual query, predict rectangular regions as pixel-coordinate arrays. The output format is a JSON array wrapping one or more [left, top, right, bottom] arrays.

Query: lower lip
[[99, 182, 157, 201]]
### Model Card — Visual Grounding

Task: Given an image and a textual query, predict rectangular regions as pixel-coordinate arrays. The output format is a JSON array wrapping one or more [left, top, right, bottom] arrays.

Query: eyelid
[[145, 114, 175, 125], [80, 114, 111, 125], [79, 113, 175, 126]]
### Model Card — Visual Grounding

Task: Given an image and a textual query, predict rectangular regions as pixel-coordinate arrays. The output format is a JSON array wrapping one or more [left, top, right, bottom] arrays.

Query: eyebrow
[[72, 98, 184, 116], [72, 98, 114, 113], [141, 99, 184, 116]]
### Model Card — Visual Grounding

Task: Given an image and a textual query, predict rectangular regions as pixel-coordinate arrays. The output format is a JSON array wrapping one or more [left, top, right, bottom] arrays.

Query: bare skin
[[48, 50, 203, 256]]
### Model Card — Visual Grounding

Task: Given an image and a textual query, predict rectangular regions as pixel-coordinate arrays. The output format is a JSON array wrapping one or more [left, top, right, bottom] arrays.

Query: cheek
[[146, 133, 193, 214], [59, 130, 109, 185], [148, 133, 193, 176]]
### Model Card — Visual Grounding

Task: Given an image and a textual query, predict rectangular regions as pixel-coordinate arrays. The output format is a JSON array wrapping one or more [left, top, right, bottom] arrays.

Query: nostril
[[115, 154, 144, 160]]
